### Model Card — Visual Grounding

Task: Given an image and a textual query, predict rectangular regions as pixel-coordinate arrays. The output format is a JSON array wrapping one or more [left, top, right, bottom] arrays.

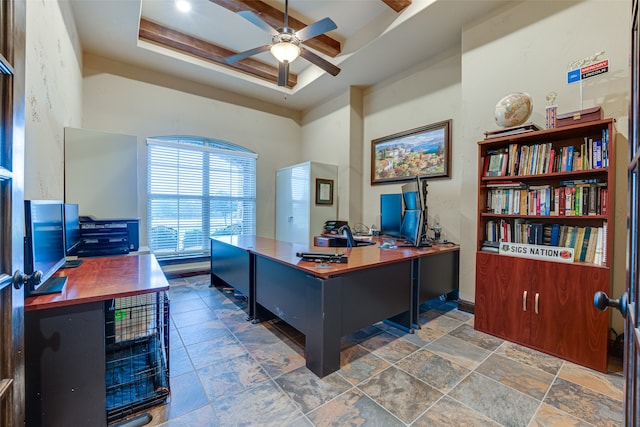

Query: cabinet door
[[276, 164, 311, 245], [475, 252, 532, 344], [530, 262, 609, 371]]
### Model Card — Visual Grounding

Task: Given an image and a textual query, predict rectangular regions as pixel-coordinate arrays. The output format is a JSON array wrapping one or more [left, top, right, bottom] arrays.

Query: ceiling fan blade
[[278, 61, 289, 87], [237, 10, 280, 37], [225, 45, 271, 64], [300, 48, 341, 76], [296, 17, 337, 42]]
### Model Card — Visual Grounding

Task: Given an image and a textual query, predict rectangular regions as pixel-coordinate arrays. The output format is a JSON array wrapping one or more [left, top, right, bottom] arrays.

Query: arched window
[[147, 136, 257, 260]]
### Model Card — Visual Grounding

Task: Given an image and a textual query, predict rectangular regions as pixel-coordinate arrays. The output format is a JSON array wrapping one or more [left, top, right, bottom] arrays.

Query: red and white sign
[[581, 59, 609, 80]]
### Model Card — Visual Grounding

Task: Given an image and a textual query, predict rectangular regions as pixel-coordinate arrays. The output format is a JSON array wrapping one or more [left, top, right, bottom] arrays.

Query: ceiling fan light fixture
[[271, 41, 300, 63], [175, 0, 191, 13]]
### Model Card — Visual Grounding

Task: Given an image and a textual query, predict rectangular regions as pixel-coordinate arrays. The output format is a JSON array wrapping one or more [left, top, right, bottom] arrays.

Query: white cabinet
[[276, 161, 338, 246]]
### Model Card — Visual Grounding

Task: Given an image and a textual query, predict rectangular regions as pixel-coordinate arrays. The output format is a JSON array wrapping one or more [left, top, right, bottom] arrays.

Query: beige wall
[[81, 56, 302, 241], [360, 46, 464, 243], [24, 0, 83, 200], [460, 0, 629, 331]]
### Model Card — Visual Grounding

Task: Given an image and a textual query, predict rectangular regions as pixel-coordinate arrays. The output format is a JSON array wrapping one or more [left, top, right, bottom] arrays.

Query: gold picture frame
[[371, 119, 452, 184], [315, 178, 334, 205]]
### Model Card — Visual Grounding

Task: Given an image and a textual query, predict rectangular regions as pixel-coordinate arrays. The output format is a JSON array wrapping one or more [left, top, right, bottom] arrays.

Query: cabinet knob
[[593, 291, 628, 318]]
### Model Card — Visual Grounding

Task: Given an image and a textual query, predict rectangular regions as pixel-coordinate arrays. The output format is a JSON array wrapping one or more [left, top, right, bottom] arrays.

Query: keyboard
[[296, 252, 348, 263]]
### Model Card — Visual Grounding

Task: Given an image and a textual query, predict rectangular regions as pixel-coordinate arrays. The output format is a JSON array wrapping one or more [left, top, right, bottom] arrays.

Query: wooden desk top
[[24, 254, 169, 312], [212, 236, 459, 280]]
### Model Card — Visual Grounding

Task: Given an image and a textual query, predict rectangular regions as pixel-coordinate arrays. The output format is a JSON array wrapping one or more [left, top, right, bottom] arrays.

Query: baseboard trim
[[457, 299, 475, 314]]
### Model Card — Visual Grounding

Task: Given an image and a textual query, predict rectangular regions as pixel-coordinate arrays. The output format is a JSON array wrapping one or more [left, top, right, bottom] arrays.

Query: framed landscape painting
[[371, 119, 451, 184]]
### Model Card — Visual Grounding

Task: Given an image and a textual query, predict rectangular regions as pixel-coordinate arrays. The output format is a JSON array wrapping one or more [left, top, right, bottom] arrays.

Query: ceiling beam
[[208, 0, 341, 58], [381, 0, 412, 13], [139, 18, 297, 88]]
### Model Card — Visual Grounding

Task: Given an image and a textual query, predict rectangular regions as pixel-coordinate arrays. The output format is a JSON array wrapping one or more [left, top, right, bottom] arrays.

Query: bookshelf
[[474, 118, 614, 372]]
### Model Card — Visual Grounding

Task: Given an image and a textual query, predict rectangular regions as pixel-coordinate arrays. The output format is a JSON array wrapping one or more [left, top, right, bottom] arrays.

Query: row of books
[[486, 181, 607, 216], [484, 220, 607, 265], [483, 128, 610, 177]]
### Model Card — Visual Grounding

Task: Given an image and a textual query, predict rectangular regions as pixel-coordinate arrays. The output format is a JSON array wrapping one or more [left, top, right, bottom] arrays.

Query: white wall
[[81, 59, 303, 241], [24, 0, 83, 200], [460, 0, 629, 330]]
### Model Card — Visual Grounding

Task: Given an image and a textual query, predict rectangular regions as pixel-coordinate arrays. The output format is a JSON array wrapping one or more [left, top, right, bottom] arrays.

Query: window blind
[[147, 137, 257, 260]]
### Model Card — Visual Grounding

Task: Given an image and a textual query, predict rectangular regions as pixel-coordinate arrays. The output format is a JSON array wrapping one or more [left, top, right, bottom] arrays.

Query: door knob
[[12, 270, 41, 290], [594, 291, 628, 318]]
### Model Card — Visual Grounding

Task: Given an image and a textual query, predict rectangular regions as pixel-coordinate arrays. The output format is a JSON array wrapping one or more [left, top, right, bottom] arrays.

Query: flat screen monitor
[[400, 209, 424, 247], [380, 193, 402, 237], [64, 203, 81, 256], [401, 178, 423, 211], [24, 200, 68, 296]]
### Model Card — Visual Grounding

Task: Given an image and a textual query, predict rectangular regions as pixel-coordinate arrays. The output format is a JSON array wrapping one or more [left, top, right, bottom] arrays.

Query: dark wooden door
[[475, 253, 531, 344], [0, 0, 26, 424], [627, 0, 640, 421]]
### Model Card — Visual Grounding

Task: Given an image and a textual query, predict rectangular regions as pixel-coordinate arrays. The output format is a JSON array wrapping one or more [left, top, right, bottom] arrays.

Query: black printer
[[76, 216, 140, 257]]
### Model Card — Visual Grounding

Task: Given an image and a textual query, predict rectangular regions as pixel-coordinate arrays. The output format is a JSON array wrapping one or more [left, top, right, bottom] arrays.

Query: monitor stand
[[30, 276, 68, 296], [63, 259, 83, 268]]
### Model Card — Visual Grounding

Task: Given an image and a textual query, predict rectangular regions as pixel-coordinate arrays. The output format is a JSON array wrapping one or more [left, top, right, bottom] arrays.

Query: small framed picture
[[316, 178, 334, 205]]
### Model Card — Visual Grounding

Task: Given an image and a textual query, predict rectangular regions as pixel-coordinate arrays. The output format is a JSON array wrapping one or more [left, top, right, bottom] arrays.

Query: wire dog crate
[[104, 291, 170, 423]]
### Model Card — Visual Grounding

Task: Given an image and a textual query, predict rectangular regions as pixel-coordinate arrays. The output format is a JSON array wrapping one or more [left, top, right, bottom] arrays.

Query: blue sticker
[[567, 69, 580, 84]]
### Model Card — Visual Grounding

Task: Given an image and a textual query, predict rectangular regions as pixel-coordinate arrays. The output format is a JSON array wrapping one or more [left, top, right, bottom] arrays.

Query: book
[[566, 145, 574, 172], [542, 224, 553, 245], [578, 227, 591, 262], [593, 139, 602, 168], [527, 222, 543, 245], [594, 226, 604, 266], [573, 226, 585, 262], [486, 153, 502, 176], [550, 223, 560, 246], [588, 185, 598, 215], [559, 225, 568, 247], [566, 225, 578, 249], [601, 188, 608, 215], [602, 221, 608, 265], [585, 227, 599, 264]]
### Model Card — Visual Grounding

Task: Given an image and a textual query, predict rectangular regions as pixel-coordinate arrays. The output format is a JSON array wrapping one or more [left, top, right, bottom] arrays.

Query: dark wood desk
[[211, 236, 459, 377], [25, 254, 169, 427]]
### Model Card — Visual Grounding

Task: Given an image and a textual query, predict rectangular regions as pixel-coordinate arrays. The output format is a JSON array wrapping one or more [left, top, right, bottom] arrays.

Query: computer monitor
[[401, 177, 425, 211], [380, 193, 402, 237], [400, 209, 425, 247], [64, 203, 81, 256], [24, 200, 68, 296]]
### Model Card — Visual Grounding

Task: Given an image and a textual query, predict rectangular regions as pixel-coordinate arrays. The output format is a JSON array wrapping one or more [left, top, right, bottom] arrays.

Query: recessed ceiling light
[[176, 0, 191, 13]]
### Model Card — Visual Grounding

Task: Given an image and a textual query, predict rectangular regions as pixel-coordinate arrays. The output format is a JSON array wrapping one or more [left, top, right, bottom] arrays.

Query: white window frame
[[147, 136, 257, 260]]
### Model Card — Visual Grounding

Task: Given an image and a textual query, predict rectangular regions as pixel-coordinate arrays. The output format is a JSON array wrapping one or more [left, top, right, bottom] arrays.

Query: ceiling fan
[[225, 0, 341, 87]]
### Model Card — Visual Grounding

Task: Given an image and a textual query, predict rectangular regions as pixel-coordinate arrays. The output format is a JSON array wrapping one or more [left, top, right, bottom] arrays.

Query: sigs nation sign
[[499, 242, 575, 263]]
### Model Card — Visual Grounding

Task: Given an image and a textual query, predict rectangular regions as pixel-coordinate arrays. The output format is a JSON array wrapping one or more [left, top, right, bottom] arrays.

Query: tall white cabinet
[[276, 161, 338, 246]]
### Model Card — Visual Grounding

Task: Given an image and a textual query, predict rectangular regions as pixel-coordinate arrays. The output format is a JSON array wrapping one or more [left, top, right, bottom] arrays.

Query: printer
[[76, 216, 140, 257]]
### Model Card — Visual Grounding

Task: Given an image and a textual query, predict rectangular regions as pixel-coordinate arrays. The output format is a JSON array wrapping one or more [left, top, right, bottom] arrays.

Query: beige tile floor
[[124, 274, 624, 427]]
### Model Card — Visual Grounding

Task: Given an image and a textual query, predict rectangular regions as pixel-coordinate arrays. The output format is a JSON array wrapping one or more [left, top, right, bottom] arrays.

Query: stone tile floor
[[126, 274, 624, 426]]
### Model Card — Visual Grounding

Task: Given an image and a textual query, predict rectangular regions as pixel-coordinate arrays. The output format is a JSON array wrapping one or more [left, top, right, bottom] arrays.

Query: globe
[[494, 92, 533, 128]]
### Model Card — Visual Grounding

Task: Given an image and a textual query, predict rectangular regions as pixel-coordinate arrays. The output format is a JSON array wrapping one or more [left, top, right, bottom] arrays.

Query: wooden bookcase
[[474, 118, 614, 372]]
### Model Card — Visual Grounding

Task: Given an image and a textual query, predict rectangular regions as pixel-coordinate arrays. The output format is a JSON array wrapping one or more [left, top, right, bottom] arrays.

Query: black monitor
[[400, 209, 425, 247], [380, 193, 402, 237], [64, 203, 81, 256], [401, 179, 423, 211], [24, 200, 68, 296]]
